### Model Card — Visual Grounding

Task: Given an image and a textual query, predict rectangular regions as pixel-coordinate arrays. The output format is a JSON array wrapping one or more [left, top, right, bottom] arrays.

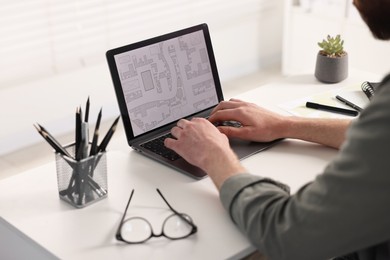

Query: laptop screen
[[108, 24, 222, 139]]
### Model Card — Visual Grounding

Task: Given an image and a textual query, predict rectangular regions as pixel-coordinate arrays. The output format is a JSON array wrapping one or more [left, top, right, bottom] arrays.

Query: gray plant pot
[[314, 52, 348, 83]]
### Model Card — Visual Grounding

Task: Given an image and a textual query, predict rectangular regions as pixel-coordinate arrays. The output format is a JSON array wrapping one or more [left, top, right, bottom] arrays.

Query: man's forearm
[[281, 117, 352, 149]]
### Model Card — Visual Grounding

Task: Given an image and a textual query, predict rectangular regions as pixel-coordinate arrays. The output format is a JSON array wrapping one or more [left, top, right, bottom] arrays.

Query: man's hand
[[209, 98, 351, 149], [164, 118, 245, 189], [209, 98, 286, 142]]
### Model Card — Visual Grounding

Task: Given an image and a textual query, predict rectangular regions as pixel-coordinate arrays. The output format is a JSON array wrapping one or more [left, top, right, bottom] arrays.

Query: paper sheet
[[279, 85, 369, 119]]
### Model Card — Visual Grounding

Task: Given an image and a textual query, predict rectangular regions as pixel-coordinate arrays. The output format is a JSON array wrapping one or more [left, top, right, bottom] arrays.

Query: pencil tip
[[112, 116, 120, 125], [33, 123, 40, 131]]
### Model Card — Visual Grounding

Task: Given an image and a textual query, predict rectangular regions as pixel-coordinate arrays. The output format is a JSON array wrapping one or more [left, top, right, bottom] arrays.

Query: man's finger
[[210, 100, 244, 115], [229, 98, 244, 102], [170, 126, 182, 138], [176, 118, 189, 129], [217, 126, 246, 139], [209, 109, 242, 124], [164, 137, 177, 150]]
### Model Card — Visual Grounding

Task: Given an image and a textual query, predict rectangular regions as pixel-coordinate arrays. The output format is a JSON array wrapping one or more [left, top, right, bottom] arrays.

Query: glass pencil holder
[[55, 144, 108, 208]]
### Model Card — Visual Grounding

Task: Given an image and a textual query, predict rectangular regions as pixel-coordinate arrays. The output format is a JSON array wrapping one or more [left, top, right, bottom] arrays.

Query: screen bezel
[[106, 23, 223, 145]]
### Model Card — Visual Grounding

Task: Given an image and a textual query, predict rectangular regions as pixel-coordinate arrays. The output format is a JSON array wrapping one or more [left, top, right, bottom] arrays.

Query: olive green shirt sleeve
[[220, 75, 390, 260]]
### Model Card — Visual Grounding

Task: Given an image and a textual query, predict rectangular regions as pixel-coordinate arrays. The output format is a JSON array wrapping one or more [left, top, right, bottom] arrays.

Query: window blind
[[0, 0, 270, 90]]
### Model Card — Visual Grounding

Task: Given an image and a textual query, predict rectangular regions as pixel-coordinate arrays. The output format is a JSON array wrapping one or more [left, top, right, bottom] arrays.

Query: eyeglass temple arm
[[156, 188, 197, 229], [116, 189, 135, 235]]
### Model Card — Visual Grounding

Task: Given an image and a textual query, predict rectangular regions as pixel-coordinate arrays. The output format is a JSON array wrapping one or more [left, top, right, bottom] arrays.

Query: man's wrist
[[203, 150, 246, 190], [279, 116, 298, 139]]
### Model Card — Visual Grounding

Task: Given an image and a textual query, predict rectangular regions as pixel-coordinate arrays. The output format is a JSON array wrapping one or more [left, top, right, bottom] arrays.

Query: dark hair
[[355, 0, 390, 40]]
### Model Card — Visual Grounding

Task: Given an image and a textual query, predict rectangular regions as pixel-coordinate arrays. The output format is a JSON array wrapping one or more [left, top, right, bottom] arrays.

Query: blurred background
[[1, 0, 389, 177]]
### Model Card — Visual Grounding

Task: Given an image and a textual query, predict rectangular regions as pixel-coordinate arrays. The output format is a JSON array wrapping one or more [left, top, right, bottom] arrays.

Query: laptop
[[106, 23, 281, 179]]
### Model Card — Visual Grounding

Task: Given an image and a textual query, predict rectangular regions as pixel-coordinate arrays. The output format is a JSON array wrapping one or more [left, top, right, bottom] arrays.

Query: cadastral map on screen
[[114, 30, 218, 137]]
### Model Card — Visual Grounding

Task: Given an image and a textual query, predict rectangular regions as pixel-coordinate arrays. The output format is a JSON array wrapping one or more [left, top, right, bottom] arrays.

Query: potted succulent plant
[[315, 35, 348, 83]]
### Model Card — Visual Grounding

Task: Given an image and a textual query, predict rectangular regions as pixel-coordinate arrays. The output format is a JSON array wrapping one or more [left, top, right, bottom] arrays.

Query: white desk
[[0, 72, 382, 259]]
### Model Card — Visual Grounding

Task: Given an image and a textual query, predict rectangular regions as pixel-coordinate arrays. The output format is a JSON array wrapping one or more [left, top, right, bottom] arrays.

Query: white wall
[[283, 0, 390, 76], [0, 0, 284, 155]]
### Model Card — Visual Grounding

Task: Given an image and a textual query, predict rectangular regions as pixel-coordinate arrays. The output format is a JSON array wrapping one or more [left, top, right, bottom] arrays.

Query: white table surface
[[0, 71, 382, 259]]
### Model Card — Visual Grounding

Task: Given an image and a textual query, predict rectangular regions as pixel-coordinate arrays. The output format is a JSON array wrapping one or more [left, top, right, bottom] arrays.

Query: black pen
[[305, 101, 359, 117], [335, 95, 363, 112]]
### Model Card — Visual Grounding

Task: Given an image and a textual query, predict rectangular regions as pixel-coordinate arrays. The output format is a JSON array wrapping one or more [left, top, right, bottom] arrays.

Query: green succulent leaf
[[318, 34, 345, 57]]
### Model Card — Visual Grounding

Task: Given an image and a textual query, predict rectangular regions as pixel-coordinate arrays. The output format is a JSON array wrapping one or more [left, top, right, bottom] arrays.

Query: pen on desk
[[98, 116, 120, 152], [305, 101, 359, 117], [335, 95, 363, 112]]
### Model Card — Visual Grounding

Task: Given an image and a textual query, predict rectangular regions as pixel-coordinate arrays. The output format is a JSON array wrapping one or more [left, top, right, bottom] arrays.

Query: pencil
[[84, 96, 90, 123], [89, 108, 102, 156], [37, 123, 69, 155], [34, 124, 72, 158], [76, 122, 89, 160], [75, 107, 82, 160], [98, 116, 120, 152]]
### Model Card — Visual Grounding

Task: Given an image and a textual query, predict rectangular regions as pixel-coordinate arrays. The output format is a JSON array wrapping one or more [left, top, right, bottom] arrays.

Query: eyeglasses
[[115, 189, 198, 244]]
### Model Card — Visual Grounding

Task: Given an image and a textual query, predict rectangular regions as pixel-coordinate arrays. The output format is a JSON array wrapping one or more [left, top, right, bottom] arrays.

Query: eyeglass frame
[[115, 188, 198, 244]]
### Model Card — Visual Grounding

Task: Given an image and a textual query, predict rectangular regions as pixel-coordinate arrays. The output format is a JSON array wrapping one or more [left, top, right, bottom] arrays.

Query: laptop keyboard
[[140, 133, 181, 161], [140, 121, 241, 162]]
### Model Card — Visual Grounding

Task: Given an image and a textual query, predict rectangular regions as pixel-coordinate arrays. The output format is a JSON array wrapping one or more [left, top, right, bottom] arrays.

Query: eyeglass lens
[[120, 213, 194, 243], [163, 214, 193, 239], [120, 217, 153, 243]]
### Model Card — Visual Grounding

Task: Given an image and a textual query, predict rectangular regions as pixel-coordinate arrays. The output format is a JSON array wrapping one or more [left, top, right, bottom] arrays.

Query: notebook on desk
[[106, 23, 281, 179]]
